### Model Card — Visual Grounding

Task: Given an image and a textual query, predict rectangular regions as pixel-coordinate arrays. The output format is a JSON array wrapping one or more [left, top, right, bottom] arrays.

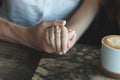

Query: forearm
[[67, 0, 100, 41], [0, 17, 29, 46]]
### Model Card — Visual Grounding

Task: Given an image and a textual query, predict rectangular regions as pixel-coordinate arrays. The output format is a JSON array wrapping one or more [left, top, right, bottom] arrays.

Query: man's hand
[[0, 17, 76, 54], [26, 20, 67, 53]]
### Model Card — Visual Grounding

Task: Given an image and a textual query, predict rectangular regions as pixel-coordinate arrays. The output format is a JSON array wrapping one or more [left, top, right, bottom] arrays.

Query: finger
[[68, 30, 75, 40], [49, 27, 56, 51], [45, 28, 51, 46], [42, 20, 66, 28], [71, 32, 76, 46], [54, 20, 66, 26], [68, 32, 76, 49], [61, 26, 68, 54], [55, 26, 61, 52]]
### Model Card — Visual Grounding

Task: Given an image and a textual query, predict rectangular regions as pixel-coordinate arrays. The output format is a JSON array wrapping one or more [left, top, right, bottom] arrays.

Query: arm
[[0, 17, 29, 45], [0, 17, 66, 53], [67, 0, 100, 41], [44, 0, 100, 54]]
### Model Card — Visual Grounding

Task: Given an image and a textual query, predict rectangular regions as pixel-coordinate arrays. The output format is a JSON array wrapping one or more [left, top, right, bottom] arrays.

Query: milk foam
[[107, 37, 120, 47], [104, 35, 120, 49]]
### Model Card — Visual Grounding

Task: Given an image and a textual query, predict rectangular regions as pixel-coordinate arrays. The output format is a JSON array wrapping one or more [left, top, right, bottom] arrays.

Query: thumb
[[67, 31, 76, 49], [68, 30, 75, 40], [42, 20, 66, 28]]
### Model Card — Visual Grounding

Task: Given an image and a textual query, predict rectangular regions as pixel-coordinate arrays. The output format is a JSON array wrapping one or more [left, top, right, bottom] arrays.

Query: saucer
[[100, 65, 120, 78]]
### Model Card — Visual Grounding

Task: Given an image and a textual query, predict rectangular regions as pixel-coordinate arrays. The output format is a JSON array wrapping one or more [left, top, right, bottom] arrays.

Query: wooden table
[[0, 41, 119, 80], [0, 41, 43, 80], [32, 44, 120, 80]]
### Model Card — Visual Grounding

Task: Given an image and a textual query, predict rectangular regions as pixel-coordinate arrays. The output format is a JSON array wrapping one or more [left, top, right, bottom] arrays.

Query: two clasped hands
[[28, 20, 76, 55]]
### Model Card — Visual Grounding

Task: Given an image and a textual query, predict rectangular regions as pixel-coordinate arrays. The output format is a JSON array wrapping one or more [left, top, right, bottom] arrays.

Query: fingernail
[[59, 52, 63, 55], [63, 50, 67, 54], [61, 20, 66, 26]]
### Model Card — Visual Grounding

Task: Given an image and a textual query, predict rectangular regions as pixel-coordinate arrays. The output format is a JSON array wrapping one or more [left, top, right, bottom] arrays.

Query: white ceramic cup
[[101, 35, 120, 74]]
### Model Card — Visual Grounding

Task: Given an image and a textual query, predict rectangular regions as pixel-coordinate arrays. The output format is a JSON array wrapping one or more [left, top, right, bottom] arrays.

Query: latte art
[[107, 37, 120, 47], [101, 35, 120, 77], [103, 35, 120, 49]]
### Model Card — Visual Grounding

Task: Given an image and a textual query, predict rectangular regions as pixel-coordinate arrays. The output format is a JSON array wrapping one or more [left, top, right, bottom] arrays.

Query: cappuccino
[[102, 35, 120, 50], [101, 35, 120, 78]]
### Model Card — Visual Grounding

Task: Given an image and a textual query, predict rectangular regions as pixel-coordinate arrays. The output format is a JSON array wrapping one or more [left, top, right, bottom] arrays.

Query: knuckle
[[62, 34, 67, 38], [54, 20, 61, 26]]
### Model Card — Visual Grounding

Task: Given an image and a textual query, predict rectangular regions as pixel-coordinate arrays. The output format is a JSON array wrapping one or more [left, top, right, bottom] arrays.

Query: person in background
[[80, 0, 120, 45], [0, 0, 100, 55], [103, 0, 120, 29], [93, 0, 120, 42]]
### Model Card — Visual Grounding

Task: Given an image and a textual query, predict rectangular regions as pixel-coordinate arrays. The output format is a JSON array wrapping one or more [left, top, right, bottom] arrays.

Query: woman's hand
[[67, 29, 76, 52], [45, 26, 68, 54], [45, 26, 76, 55]]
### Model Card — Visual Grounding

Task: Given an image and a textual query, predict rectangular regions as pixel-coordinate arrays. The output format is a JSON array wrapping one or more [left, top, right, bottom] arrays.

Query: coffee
[[102, 35, 120, 50], [101, 35, 120, 78]]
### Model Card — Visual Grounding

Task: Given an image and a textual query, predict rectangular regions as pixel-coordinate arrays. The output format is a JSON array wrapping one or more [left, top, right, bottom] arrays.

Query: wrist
[[0, 18, 30, 46], [22, 26, 41, 49]]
